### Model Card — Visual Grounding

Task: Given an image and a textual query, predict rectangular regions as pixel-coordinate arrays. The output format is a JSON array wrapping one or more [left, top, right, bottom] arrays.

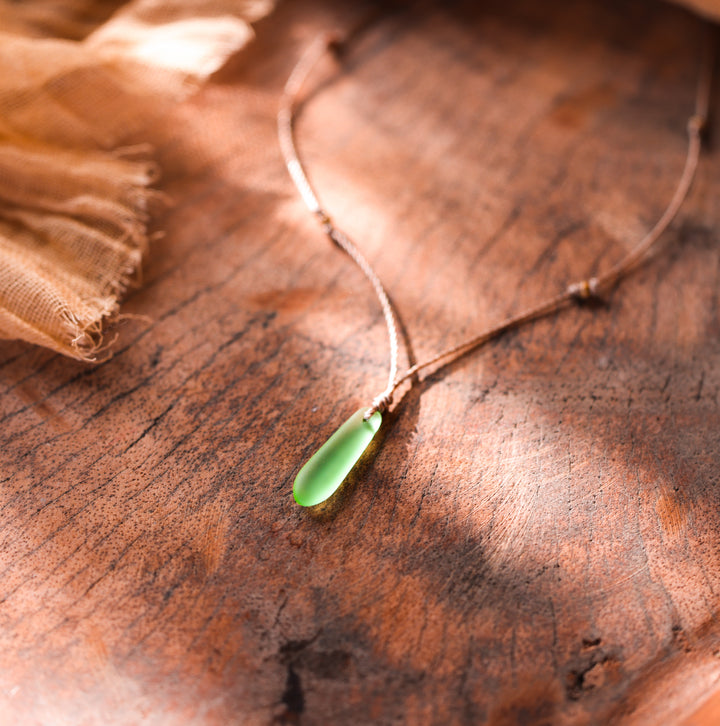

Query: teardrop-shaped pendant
[[293, 408, 382, 506]]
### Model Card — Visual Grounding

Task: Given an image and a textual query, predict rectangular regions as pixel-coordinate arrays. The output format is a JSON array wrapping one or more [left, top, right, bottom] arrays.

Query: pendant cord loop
[[279, 26, 714, 417]]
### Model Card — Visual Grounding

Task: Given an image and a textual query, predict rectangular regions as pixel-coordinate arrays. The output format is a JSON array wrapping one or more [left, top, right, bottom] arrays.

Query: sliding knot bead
[[568, 277, 599, 301]]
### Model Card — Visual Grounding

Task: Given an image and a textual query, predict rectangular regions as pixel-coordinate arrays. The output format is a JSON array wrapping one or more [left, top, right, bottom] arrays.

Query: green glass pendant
[[293, 407, 382, 506]]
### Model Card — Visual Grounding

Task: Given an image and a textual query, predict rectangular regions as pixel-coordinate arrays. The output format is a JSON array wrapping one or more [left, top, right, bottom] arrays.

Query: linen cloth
[[0, 0, 273, 360]]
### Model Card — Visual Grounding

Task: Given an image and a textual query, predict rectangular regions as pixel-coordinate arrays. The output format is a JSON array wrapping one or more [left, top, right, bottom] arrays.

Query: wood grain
[[1, 0, 720, 724]]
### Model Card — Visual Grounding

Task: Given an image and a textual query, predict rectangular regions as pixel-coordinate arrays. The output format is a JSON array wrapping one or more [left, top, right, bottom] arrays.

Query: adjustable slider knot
[[567, 277, 599, 301], [687, 114, 706, 136], [325, 31, 345, 56], [364, 393, 393, 419]]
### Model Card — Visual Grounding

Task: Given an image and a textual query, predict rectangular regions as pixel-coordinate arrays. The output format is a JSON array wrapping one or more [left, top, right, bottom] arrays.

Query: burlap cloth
[[0, 0, 273, 360]]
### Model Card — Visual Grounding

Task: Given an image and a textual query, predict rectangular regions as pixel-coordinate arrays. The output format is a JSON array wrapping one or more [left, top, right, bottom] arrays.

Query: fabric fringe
[[0, 0, 275, 360]]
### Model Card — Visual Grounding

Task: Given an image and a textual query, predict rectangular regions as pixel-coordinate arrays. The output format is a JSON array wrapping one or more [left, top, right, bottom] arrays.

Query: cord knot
[[315, 209, 334, 234], [325, 31, 345, 56], [687, 114, 706, 136], [365, 393, 393, 419], [567, 277, 599, 301]]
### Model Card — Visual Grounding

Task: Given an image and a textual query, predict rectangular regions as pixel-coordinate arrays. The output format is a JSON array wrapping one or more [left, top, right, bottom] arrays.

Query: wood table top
[[1, 0, 720, 723]]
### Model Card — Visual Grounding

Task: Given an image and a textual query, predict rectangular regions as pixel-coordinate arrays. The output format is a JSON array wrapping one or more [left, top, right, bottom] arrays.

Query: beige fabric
[[0, 0, 273, 360]]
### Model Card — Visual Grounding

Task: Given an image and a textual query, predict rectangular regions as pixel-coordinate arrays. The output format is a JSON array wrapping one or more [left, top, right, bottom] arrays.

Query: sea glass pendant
[[293, 407, 382, 506]]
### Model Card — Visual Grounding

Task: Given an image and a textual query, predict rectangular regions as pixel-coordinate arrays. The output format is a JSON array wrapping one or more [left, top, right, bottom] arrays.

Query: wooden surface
[[2, 0, 720, 723]]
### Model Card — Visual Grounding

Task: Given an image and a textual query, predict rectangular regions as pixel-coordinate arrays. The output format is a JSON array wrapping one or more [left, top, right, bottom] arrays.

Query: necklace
[[278, 29, 713, 508]]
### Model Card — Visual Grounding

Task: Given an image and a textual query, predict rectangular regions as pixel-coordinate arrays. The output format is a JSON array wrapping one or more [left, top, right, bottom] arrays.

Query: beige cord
[[278, 33, 398, 412], [278, 28, 713, 419]]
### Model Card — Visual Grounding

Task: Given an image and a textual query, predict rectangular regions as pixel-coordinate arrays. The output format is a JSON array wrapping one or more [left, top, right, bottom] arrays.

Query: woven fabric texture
[[0, 0, 273, 360]]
